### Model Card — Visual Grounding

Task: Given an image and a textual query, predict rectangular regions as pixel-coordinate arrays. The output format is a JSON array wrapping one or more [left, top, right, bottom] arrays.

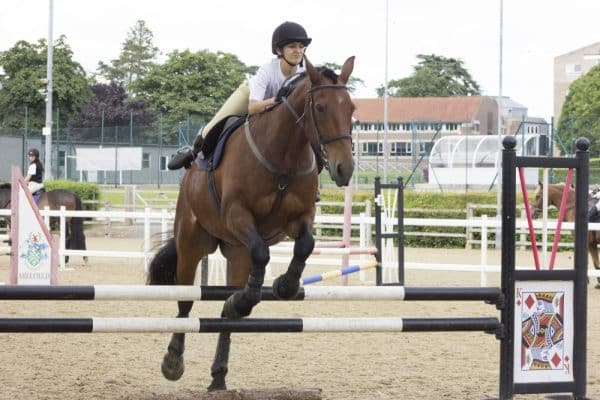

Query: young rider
[[24, 148, 45, 194], [168, 21, 312, 170]]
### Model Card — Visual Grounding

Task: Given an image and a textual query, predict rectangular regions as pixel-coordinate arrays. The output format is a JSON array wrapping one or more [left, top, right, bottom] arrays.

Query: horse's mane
[[316, 66, 339, 84]]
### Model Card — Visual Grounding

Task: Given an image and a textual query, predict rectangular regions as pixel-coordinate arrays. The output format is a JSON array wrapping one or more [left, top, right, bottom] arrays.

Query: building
[[351, 96, 500, 173], [554, 41, 600, 123]]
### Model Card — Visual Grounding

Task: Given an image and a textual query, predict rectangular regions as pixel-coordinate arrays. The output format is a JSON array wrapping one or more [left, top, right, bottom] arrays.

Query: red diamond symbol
[[551, 353, 562, 367], [525, 294, 535, 309]]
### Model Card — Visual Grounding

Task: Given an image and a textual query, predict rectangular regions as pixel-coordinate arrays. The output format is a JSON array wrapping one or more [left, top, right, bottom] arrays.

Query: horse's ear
[[339, 56, 355, 85], [305, 56, 321, 84]]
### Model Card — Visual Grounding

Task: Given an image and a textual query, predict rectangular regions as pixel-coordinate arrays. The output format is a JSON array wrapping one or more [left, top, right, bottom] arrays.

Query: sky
[[1, 0, 599, 122]]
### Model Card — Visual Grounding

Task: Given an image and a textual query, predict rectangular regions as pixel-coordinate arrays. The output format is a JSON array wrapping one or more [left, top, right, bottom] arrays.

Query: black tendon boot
[[313, 146, 325, 203]]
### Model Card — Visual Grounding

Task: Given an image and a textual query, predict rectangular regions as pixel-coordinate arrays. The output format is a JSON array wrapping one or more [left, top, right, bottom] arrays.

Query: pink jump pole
[[340, 185, 353, 285], [519, 167, 541, 270], [548, 168, 574, 270]]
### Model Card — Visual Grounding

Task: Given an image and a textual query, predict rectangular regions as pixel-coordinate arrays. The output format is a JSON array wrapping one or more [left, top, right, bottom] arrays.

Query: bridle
[[307, 84, 353, 145], [282, 84, 352, 142]]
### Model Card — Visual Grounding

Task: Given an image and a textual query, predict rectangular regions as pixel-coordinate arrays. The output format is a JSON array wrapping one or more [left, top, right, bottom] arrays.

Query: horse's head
[[531, 181, 544, 219], [532, 181, 575, 219], [302, 56, 356, 186]]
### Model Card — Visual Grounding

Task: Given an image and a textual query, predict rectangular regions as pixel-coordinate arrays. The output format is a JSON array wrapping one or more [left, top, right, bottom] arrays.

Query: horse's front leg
[[273, 223, 314, 299], [222, 229, 269, 319]]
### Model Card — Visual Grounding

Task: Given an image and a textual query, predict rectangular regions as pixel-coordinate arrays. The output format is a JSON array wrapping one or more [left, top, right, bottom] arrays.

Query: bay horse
[[147, 56, 356, 391], [531, 182, 599, 287], [0, 184, 87, 263]]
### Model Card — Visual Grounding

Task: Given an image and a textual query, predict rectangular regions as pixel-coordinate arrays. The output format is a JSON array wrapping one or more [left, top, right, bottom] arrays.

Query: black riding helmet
[[271, 21, 312, 54], [28, 148, 40, 158]]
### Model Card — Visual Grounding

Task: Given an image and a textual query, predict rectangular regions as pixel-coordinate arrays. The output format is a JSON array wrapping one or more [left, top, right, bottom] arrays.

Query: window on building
[[362, 142, 377, 155], [160, 155, 169, 171], [142, 153, 150, 168], [58, 150, 65, 167], [565, 63, 582, 74], [391, 142, 411, 156], [419, 142, 433, 155]]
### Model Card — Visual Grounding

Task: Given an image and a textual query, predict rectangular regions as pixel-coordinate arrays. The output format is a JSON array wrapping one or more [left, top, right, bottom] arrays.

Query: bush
[[320, 187, 516, 248], [44, 180, 101, 210]]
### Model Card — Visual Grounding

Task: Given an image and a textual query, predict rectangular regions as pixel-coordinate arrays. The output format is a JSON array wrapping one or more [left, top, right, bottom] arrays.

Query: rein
[[241, 80, 352, 224]]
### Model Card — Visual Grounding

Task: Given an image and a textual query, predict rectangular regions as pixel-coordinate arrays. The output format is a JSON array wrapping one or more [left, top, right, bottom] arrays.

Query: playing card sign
[[514, 280, 574, 383]]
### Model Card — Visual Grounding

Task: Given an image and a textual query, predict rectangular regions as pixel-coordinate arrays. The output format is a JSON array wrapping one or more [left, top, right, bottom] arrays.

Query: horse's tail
[[147, 238, 177, 285], [68, 195, 87, 250]]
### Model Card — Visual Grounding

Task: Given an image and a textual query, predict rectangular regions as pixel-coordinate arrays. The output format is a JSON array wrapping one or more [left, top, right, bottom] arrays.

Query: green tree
[[0, 36, 90, 129], [376, 54, 481, 97], [556, 65, 600, 155], [131, 49, 254, 137], [97, 20, 159, 90]]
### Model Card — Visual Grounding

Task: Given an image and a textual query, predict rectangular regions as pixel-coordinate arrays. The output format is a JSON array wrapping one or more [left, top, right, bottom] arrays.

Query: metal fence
[[0, 122, 203, 185]]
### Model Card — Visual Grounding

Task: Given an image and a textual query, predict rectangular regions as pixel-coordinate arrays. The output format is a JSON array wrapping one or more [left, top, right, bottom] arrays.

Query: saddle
[[195, 115, 246, 172]]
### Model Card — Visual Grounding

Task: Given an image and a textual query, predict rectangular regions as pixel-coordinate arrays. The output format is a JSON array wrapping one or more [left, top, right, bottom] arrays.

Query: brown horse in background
[[531, 182, 599, 287], [147, 56, 356, 390], [0, 184, 87, 263]]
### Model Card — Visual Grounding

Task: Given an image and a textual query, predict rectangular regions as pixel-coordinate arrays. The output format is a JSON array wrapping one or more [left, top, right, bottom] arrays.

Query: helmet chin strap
[[282, 54, 299, 68], [279, 51, 305, 68]]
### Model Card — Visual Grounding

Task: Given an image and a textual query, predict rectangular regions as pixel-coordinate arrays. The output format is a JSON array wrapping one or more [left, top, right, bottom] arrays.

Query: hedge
[[319, 188, 523, 248], [44, 180, 101, 210]]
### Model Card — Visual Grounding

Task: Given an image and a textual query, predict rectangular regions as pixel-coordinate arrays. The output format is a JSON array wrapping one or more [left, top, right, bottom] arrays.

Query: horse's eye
[[315, 104, 325, 112]]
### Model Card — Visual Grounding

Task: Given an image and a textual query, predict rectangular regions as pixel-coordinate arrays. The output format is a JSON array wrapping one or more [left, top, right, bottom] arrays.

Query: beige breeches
[[200, 81, 250, 137], [28, 181, 44, 194]]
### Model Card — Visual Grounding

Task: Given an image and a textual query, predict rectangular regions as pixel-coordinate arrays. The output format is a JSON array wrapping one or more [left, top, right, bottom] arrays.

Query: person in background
[[24, 148, 44, 194]]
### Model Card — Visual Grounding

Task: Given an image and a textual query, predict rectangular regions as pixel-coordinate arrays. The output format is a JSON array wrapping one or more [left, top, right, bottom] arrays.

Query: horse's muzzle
[[328, 159, 354, 187]]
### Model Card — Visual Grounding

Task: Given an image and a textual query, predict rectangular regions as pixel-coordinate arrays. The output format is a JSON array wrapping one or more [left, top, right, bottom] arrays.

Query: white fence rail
[[2, 208, 599, 285]]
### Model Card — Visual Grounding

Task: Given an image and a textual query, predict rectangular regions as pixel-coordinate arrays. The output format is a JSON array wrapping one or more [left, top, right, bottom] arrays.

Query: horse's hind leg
[[162, 222, 217, 381], [273, 223, 314, 299], [208, 245, 253, 391]]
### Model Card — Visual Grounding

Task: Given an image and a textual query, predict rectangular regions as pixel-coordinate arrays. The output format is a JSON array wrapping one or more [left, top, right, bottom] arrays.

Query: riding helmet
[[271, 21, 312, 54], [28, 148, 40, 158]]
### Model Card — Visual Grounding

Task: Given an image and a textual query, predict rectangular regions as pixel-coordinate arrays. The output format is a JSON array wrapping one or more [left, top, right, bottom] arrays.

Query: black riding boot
[[168, 147, 194, 170], [168, 135, 205, 170]]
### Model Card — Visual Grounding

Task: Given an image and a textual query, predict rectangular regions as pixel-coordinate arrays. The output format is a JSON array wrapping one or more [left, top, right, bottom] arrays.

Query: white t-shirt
[[27, 163, 37, 176], [248, 58, 306, 101]]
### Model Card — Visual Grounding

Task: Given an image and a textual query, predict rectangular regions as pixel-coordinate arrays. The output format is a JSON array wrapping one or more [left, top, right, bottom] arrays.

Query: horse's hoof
[[222, 292, 250, 320], [207, 374, 227, 391], [161, 352, 184, 381], [272, 275, 300, 300]]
